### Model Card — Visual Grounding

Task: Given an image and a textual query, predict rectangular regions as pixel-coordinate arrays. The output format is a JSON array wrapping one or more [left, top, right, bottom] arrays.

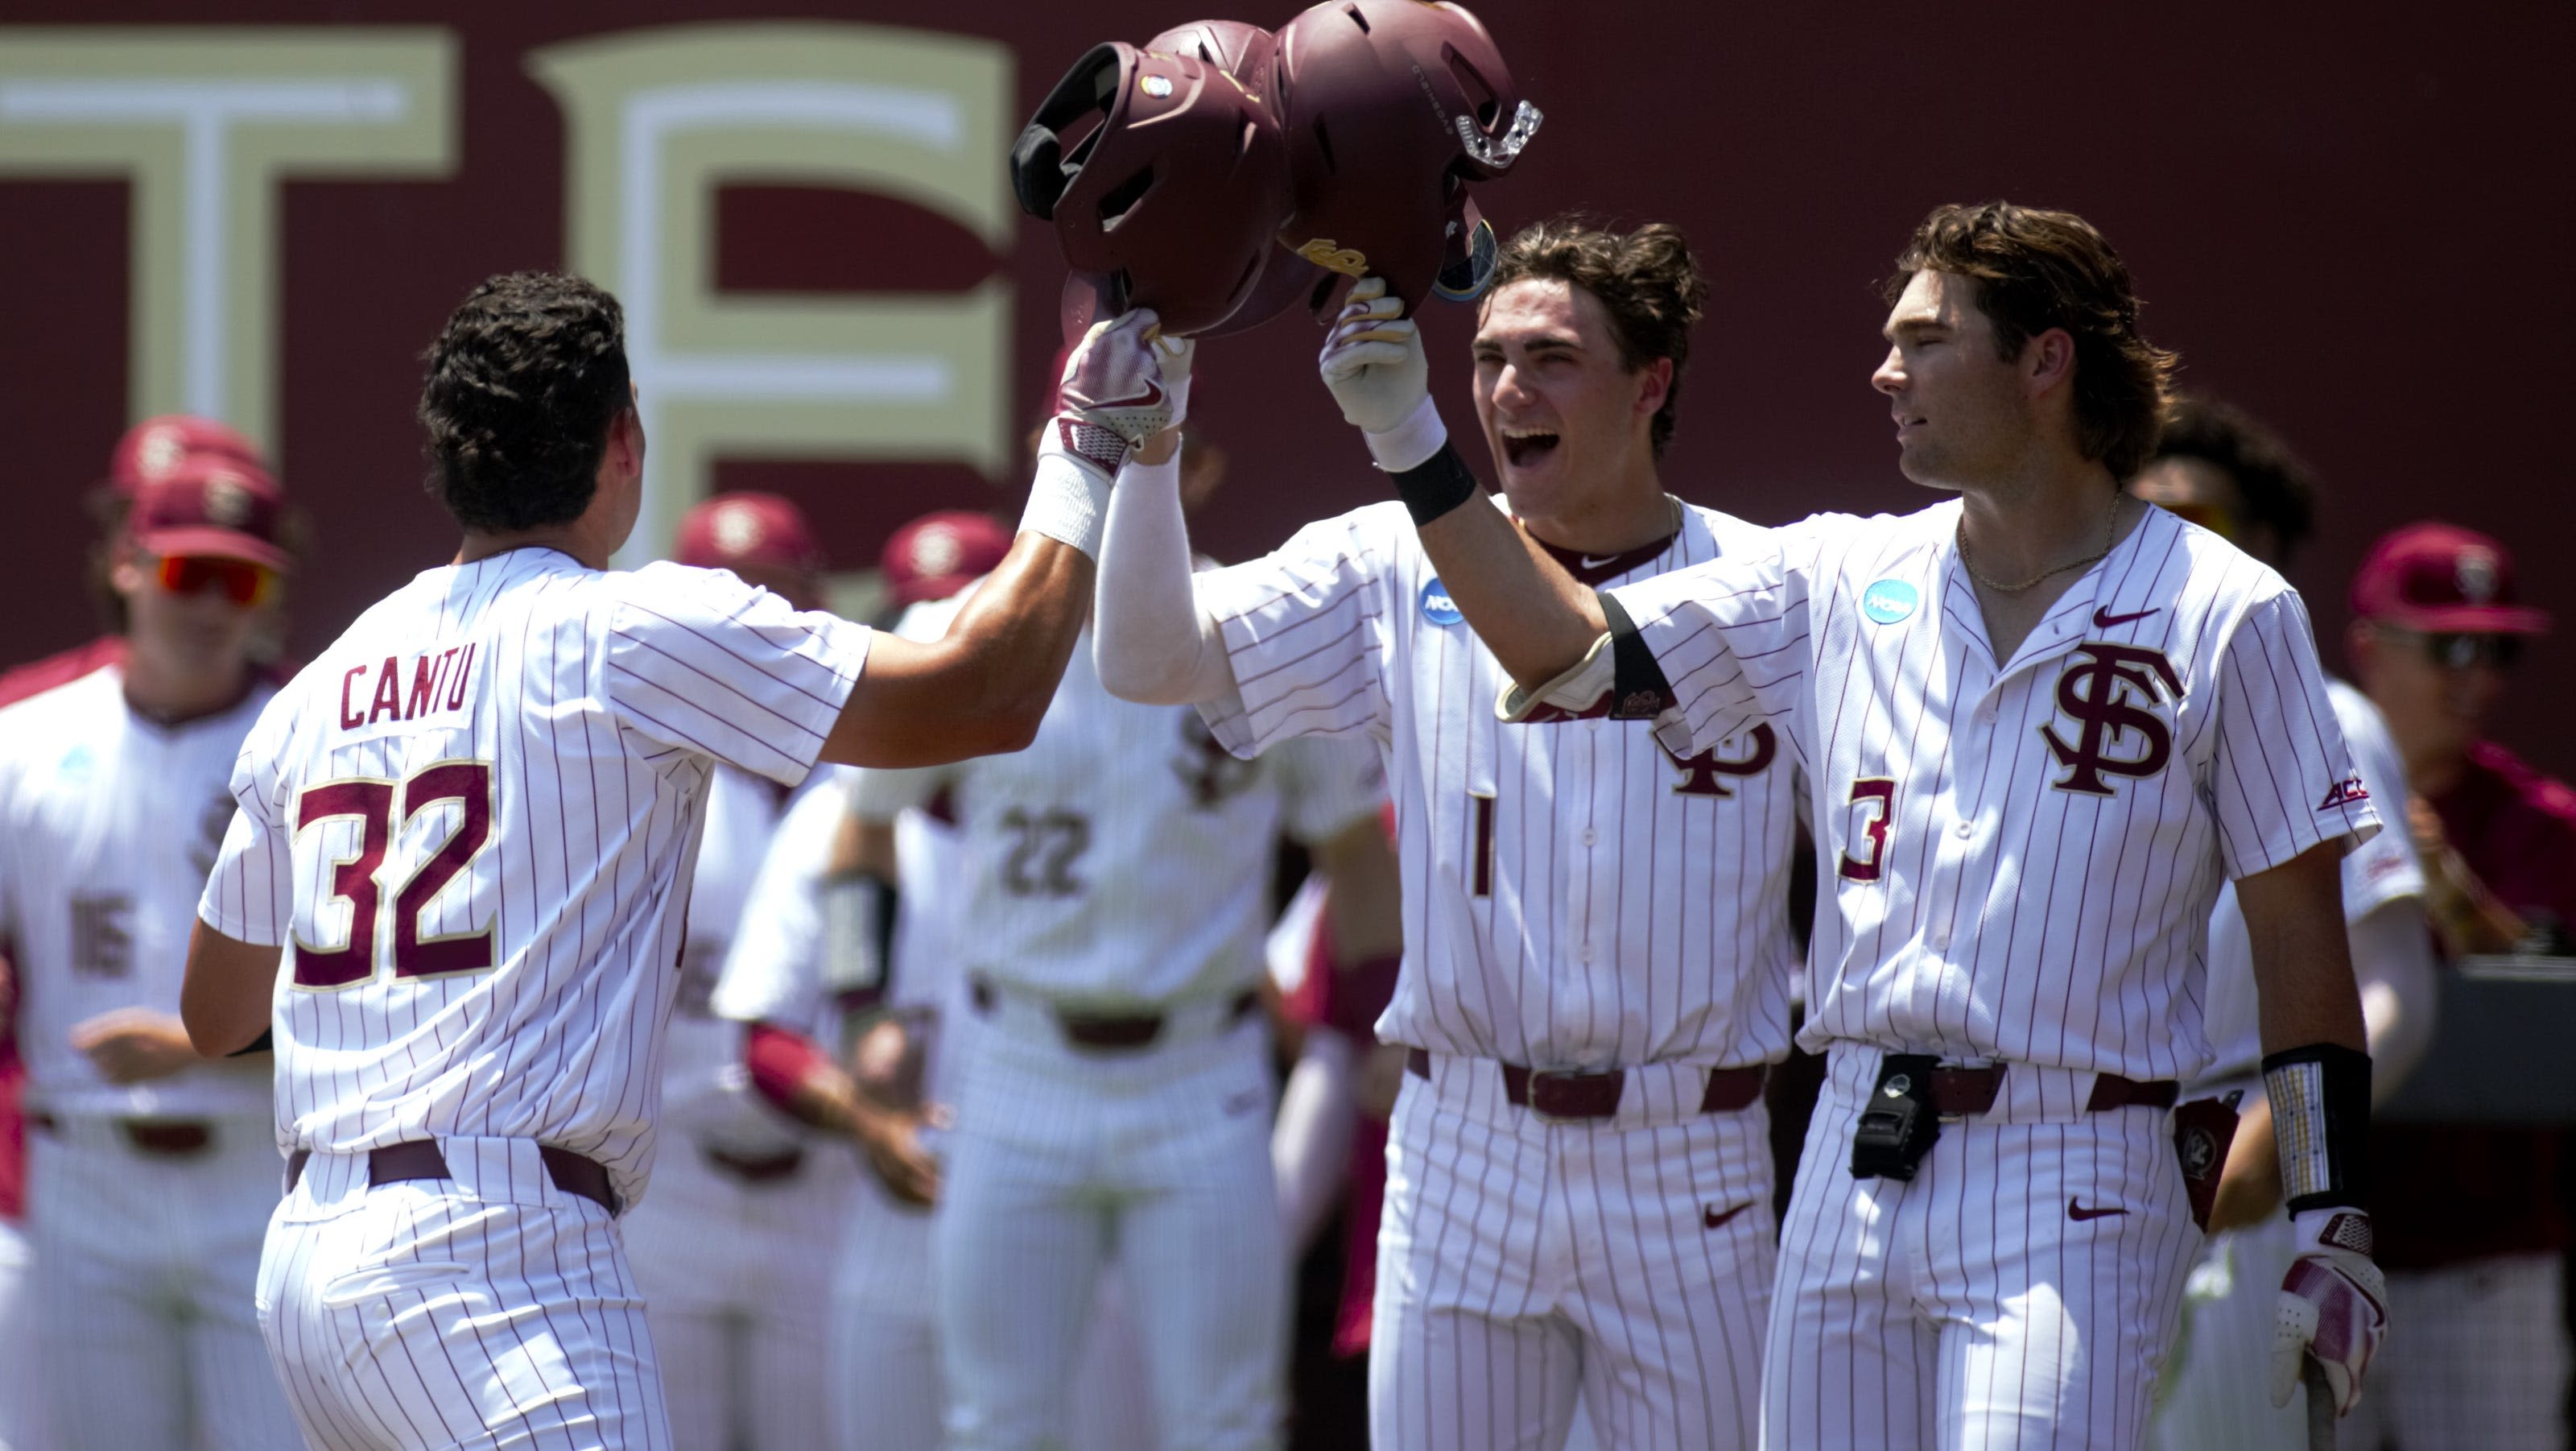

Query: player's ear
[[108, 539, 149, 598], [2022, 327, 2077, 396], [1633, 356, 1674, 421]]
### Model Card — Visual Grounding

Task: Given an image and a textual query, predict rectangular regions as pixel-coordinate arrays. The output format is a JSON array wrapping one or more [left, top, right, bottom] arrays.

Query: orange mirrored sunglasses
[[156, 554, 276, 607]]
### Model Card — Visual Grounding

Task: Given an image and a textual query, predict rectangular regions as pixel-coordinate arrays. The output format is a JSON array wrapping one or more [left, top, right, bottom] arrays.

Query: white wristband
[[1021, 443, 1113, 560], [1363, 394, 1449, 473]]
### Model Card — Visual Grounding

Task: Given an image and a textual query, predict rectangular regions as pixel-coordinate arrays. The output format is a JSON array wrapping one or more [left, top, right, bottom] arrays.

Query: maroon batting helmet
[[1012, 41, 1291, 337], [1272, 0, 1541, 312]]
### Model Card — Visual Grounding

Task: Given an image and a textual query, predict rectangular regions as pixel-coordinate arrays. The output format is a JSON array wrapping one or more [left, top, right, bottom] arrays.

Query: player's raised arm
[[824, 312, 1186, 767]]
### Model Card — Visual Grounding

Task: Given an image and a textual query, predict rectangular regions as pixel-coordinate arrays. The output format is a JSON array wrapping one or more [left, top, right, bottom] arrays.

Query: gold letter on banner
[[530, 25, 1014, 566], [0, 29, 456, 457]]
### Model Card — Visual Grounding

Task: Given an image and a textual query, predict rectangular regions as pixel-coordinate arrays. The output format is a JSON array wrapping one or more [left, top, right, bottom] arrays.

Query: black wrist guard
[[2263, 1041, 2372, 1212], [1389, 442, 1481, 527], [227, 1028, 274, 1057]]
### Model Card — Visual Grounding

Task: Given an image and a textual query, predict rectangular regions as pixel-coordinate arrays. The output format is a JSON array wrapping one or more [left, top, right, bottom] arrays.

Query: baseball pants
[[1369, 1052, 1776, 1451], [935, 1009, 1284, 1451], [1765, 1048, 2201, 1451], [257, 1136, 671, 1451], [621, 1134, 854, 1450], [30, 1109, 299, 1451], [0, 1215, 47, 1451], [2338, 1251, 2570, 1451]]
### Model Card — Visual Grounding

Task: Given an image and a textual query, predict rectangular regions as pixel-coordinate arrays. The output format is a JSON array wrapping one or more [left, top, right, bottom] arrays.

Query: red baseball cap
[[127, 457, 291, 571], [2351, 522, 2551, 635], [675, 493, 826, 575], [103, 415, 268, 496], [882, 511, 1012, 606]]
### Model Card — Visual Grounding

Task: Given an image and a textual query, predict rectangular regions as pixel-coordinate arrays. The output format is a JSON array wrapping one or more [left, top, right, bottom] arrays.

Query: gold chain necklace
[[1956, 494, 2125, 593]]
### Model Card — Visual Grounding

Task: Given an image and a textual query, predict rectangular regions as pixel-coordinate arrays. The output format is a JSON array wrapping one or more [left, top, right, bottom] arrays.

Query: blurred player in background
[[179, 274, 1170, 1448], [0, 457, 303, 1450], [619, 490, 862, 1449], [2343, 522, 2572, 1451], [2135, 399, 2438, 1447], [873, 378, 1397, 1450], [1096, 220, 1801, 1450]]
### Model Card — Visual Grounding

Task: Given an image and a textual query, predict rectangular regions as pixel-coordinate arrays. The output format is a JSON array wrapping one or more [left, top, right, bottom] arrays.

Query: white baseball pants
[[935, 1011, 1284, 1451], [257, 1137, 670, 1450], [30, 1110, 299, 1451], [1369, 1053, 1776, 1451], [621, 1135, 855, 1450], [1765, 1048, 2200, 1451]]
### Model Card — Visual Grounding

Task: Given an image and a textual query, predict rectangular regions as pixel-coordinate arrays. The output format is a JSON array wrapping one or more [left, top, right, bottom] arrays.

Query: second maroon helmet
[[1271, 0, 1540, 313], [1012, 41, 1291, 337]]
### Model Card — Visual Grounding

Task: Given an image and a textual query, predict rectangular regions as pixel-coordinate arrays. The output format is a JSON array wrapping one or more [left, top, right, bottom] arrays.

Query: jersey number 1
[[291, 761, 495, 990]]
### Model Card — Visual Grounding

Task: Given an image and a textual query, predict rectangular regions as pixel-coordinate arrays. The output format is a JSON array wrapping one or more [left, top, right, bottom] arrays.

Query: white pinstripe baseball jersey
[[852, 624, 1383, 1007], [1195, 499, 1798, 1070], [0, 667, 275, 1118], [2198, 679, 2421, 1084], [196, 545, 869, 1206], [1609, 500, 2380, 1081]]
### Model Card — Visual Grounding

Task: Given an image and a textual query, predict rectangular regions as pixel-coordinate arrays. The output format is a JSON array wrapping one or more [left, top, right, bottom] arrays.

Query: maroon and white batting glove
[[1051, 308, 1191, 480], [2268, 1207, 2388, 1416]]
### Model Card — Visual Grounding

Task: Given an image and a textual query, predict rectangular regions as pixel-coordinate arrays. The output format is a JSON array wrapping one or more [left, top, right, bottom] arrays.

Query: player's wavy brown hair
[[418, 271, 633, 533], [1488, 217, 1708, 458], [1889, 203, 2178, 481]]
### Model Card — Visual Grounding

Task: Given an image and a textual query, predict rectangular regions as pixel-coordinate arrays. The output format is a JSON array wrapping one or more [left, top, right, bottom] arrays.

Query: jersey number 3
[[291, 761, 496, 990]]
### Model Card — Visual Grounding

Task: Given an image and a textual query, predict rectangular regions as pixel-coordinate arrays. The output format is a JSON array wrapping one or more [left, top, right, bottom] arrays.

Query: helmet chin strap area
[[1456, 99, 1543, 172]]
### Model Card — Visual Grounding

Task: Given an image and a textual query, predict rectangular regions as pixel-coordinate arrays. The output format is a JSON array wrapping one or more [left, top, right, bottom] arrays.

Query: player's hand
[[70, 1007, 202, 1084], [854, 1102, 943, 1209], [1052, 308, 1191, 481], [1318, 276, 1429, 437], [2269, 1207, 2388, 1417]]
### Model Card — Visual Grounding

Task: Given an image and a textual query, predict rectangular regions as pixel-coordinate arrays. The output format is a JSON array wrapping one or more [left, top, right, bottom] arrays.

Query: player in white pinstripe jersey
[[176, 272, 1184, 1450], [618, 491, 859, 1450], [1312, 203, 2394, 1449], [1096, 219, 1801, 1449], [867, 511, 1392, 1450]]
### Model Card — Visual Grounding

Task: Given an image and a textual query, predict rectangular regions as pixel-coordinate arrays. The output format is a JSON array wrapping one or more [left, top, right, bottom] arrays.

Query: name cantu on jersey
[[335, 644, 479, 734]]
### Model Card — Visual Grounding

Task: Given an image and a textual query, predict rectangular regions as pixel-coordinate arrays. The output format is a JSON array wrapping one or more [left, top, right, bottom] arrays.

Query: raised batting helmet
[[1272, 0, 1541, 312], [1012, 41, 1292, 337]]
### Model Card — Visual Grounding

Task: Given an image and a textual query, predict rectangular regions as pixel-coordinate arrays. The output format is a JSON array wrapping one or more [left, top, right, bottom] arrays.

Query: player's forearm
[[1094, 449, 1236, 705], [743, 1019, 869, 1135], [2239, 841, 2371, 1055], [1406, 449, 1607, 688], [180, 918, 280, 1057], [2350, 899, 2438, 1102]]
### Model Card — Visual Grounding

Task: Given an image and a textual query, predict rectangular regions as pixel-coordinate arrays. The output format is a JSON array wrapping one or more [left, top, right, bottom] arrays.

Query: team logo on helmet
[[2457, 547, 2500, 604], [910, 523, 964, 579], [136, 428, 188, 483], [203, 471, 254, 527], [712, 502, 765, 556], [1294, 238, 1371, 278]]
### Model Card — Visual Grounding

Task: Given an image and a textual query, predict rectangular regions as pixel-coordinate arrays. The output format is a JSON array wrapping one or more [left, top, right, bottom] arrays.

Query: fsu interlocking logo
[[2040, 643, 2183, 796], [1172, 711, 1259, 808], [1662, 724, 1778, 798]]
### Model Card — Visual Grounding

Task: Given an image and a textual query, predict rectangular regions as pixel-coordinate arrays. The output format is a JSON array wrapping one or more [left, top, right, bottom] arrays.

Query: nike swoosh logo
[[1579, 553, 1622, 569], [2068, 1198, 2128, 1222], [1703, 1201, 1752, 1230], [2091, 607, 2158, 629]]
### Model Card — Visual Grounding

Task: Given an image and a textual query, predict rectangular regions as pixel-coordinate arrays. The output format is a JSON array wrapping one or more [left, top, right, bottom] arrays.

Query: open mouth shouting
[[1501, 424, 1561, 467]]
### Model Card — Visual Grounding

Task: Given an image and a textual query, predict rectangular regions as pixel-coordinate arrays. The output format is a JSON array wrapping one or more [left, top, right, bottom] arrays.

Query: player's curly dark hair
[[1889, 202, 2178, 482], [2152, 395, 2318, 564], [417, 271, 632, 533], [1488, 217, 1707, 458]]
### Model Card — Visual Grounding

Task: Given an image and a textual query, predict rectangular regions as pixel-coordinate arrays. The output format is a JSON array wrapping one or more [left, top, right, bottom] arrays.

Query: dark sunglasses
[[2388, 628, 2524, 671], [157, 555, 275, 607]]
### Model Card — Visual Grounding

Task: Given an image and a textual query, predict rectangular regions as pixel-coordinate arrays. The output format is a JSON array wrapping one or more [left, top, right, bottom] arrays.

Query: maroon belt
[[286, 1141, 621, 1216], [970, 975, 1260, 1052], [704, 1144, 807, 1184], [1405, 1048, 1765, 1120], [1913, 1064, 2180, 1118]]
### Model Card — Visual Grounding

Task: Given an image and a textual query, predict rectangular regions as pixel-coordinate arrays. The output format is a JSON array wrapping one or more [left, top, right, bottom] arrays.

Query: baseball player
[[176, 271, 1181, 1449], [873, 413, 1392, 1449], [0, 457, 305, 1450], [616, 490, 861, 1449], [2128, 399, 2437, 1449], [1095, 218, 1802, 1450], [1315, 201, 2391, 1449]]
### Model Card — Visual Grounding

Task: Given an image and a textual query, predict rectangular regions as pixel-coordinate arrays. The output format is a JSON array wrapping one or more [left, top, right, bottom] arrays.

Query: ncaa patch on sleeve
[[1421, 579, 1465, 626], [1861, 578, 1918, 625]]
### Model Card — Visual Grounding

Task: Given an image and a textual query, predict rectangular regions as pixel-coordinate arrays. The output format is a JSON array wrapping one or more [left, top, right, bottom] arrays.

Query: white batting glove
[[2268, 1207, 2388, 1417], [1319, 277, 1445, 472], [1053, 309, 1189, 480]]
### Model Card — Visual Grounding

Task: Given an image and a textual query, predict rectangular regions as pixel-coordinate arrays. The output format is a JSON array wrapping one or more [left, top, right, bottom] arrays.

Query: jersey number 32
[[291, 761, 496, 990]]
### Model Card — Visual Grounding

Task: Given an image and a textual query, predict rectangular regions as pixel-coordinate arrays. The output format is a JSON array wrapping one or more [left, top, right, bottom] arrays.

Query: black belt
[[969, 974, 1260, 1052], [1909, 1063, 2180, 1118], [1405, 1048, 1766, 1119], [286, 1141, 621, 1216]]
